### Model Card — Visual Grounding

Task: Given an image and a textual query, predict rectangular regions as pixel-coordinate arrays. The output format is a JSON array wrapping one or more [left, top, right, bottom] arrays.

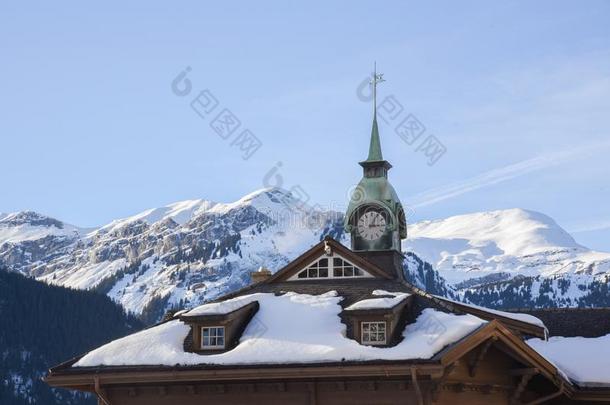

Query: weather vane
[[370, 62, 385, 114]]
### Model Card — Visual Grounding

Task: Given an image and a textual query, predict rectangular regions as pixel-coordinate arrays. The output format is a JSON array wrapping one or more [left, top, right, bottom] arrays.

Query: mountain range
[[1, 188, 608, 323]]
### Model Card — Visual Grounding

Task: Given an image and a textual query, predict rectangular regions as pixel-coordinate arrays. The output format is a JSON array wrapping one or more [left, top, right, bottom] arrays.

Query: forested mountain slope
[[0, 270, 143, 405]]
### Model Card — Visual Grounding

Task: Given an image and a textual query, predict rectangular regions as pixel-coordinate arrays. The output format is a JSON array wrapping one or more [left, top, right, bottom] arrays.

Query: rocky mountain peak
[[0, 211, 65, 229], [1, 193, 609, 321]]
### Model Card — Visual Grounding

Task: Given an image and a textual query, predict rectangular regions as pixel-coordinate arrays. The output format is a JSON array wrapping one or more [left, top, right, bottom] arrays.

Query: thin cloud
[[569, 219, 610, 234], [407, 141, 610, 209]]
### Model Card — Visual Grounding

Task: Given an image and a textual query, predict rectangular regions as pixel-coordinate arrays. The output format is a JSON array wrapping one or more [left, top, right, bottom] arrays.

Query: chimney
[[250, 266, 272, 284]]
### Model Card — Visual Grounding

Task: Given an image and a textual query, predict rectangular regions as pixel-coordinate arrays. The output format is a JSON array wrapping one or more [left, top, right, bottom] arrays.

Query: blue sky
[[1, 1, 609, 250]]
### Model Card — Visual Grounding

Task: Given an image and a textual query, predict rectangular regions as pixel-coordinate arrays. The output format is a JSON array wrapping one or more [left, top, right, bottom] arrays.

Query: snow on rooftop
[[181, 293, 266, 317], [74, 291, 485, 367], [432, 295, 546, 328], [345, 290, 410, 311], [528, 334, 610, 387]]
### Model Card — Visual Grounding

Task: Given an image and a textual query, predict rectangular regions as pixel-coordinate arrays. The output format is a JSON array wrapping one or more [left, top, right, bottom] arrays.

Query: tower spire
[[346, 64, 407, 277], [366, 62, 385, 162]]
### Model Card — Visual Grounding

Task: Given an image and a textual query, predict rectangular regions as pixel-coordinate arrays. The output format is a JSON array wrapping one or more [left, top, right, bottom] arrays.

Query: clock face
[[357, 211, 386, 241]]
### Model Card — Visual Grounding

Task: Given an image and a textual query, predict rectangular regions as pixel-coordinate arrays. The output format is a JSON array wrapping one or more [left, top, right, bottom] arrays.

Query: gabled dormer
[[179, 300, 259, 354], [344, 290, 413, 347]]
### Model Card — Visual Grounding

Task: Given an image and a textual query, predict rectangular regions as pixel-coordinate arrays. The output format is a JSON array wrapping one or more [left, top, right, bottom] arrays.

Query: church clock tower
[[344, 66, 407, 280]]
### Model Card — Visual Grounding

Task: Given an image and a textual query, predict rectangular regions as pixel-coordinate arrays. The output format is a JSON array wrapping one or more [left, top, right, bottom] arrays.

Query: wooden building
[[46, 71, 610, 404]]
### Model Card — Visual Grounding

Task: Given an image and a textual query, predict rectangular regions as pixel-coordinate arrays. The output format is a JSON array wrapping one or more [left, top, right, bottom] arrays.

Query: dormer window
[[292, 256, 370, 280], [361, 321, 386, 345], [201, 326, 225, 349]]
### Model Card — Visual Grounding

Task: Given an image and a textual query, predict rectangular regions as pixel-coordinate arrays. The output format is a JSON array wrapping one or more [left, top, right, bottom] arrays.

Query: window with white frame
[[332, 257, 364, 277], [361, 321, 386, 345], [201, 326, 225, 349], [297, 258, 329, 279], [293, 256, 368, 280]]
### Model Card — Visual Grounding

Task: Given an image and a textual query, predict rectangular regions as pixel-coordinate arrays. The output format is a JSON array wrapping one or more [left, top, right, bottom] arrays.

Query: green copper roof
[[345, 175, 401, 218], [365, 115, 383, 162]]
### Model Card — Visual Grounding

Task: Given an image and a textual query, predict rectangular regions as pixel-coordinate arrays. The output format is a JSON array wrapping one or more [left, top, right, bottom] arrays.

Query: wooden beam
[[523, 384, 564, 405], [443, 381, 512, 393], [512, 370, 538, 403], [411, 367, 424, 405], [443, 362, 457, 379], [47, 362, 444, 388], [93, 376, 111, 405], [469, 337, 497, 377], [432, 361, 457, 402]]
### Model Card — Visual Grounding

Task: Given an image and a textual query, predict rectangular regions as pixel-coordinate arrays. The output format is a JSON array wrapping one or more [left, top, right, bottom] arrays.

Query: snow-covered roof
[[528, 334, 610, 387], [345, 290, 410, 311], [74, 291, 485, 367], [433, 295, 546, 328], [480, 307, 545, 328], [180, 293, 263, 317]]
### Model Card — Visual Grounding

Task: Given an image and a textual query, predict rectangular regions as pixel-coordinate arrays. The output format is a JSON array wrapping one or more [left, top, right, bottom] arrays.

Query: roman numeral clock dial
[[357, 211, 386, 241]]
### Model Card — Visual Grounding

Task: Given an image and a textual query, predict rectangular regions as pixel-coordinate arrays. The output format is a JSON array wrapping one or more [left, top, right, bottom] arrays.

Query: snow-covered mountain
[[0, 189, 347, 322], [1, 189, 608, 322], [407, 209, 610, 308], [0, 211, 85, 245], [0, 211, 87, 271]]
